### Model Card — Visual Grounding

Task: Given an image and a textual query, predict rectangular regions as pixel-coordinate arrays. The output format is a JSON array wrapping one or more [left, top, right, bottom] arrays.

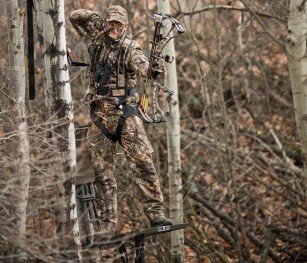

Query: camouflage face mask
[[105, 21, 127, 43]]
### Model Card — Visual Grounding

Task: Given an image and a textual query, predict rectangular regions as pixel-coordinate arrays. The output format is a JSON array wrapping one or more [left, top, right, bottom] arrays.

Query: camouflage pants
[[87, 107, 165, 232]]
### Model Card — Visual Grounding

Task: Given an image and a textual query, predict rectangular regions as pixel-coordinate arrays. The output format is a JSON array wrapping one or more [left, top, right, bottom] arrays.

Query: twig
[[189, 192, 283, 263], [177, 5, 286, 22], [239, 0, 284, 48], [298, 0, 307, 11], [143, 0, 154, 19]]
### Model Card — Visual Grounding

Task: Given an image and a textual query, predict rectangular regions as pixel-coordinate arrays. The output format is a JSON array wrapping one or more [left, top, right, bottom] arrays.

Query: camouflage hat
[[105, 5, 128, 25]]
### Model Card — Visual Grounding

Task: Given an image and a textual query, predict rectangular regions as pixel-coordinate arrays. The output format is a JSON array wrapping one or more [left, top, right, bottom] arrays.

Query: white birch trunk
[[177, 0, 204, 34], [157, 1, 185, 262], [39, 0, 81, 260], [178, 0, 191, 29], [5, 0, 31, 261], [286, 1, 307, 197]]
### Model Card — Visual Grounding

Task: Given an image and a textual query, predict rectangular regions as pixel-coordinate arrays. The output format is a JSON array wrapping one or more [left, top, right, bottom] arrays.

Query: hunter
[[69, 5, 172, 242]]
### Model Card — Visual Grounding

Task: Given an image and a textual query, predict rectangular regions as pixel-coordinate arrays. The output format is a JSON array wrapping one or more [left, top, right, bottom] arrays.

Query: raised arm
[[127, 42, 150, 79], [69, 9, 103, 38], [127, 40, 165, 81]]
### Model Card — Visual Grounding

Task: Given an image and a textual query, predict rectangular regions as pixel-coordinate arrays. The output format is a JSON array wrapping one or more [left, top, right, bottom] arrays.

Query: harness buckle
[[112, 89, 125, 97]]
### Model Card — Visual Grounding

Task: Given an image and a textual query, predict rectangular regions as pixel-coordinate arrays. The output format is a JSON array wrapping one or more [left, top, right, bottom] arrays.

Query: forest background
[[1, 0, 307, 262]]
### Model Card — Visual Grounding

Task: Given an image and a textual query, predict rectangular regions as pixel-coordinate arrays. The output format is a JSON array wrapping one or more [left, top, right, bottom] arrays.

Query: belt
[[96, 87, 137, 97]]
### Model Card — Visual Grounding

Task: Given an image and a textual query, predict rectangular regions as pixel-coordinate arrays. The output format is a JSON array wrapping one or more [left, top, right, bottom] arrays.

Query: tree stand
[[77, 183, 189, 263]]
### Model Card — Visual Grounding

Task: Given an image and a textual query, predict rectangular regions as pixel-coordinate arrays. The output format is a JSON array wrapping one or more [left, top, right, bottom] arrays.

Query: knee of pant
[[95, 171, 116, 184], [144, 205, 165, 220], [93, 162, 115, 176], [95, 180, 117, 201], [129, 154, 156, 177], [95, 178, 117, 194]]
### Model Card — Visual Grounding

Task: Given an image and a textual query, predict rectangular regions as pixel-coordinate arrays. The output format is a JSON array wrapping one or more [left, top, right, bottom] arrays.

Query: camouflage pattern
[[70, 8, 166, 233]]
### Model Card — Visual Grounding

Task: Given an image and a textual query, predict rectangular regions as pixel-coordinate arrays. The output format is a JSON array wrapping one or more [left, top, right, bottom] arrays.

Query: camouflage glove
[[90, 13, 104, 30]]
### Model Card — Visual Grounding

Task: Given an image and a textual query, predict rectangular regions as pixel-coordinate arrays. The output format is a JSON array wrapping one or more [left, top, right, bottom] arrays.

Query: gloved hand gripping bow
[[139, 13, 185, 123]]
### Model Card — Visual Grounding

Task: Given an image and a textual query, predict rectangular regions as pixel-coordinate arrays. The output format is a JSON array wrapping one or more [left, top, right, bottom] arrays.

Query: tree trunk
[[5, 0, 31, 261], [157, 1, 185, 262], [36, 0, 54, 117], [287, 0, 307, 198], [39, 0, 81, 260]]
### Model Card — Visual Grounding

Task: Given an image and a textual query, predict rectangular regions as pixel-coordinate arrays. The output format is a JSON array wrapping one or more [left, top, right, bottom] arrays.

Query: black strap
[[115, 116, 126, 145], [116, 105, 139, 145], [97, 87, 137, 97], [27, 0, 35, 100], [90, 103, 139, 146], [90, 109, 117, 142], [116, 38, 133, 95], [90, 34, 104, 74], [96, 87, 109, 96]]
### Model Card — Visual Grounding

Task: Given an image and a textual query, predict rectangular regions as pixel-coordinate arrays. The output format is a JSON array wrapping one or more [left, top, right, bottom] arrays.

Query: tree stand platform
[[77, 183, 188, 262], [87, 223, 189, 263]]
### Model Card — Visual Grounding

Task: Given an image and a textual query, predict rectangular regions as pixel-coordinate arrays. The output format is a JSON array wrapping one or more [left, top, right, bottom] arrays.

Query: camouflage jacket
[[69, 9, 150, 104]]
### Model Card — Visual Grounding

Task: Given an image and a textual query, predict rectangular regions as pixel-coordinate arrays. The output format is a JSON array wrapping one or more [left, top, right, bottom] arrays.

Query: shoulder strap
[[116, 38, 133, 92], [90, 34, 104, 73]]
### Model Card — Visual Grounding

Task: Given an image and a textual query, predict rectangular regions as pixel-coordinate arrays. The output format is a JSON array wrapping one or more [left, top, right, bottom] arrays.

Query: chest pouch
[[93, 62, 112, 86]]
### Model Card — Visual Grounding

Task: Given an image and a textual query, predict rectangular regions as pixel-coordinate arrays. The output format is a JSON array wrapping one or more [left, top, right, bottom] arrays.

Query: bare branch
[[178, 5, 286, 23], [298, 0, 307, 11], [239, 0, 285, 48]]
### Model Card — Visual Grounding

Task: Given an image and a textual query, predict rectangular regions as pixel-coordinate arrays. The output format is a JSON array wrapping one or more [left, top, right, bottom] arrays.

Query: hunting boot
[[150, 217, 173, 227], [145, 207, 173, 227]]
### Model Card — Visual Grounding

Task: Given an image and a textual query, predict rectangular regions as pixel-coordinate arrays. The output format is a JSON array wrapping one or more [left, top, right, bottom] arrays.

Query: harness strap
[[91, 104, 139, 146], [116, 105, 139, 145], [115, 116, 126, 145], [90, 37, 138, 145], [96, 87, 137, 97], [90, 109, 117, 143]]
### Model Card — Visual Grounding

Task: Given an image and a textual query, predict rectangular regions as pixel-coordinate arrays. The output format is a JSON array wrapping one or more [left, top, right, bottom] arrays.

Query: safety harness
[[90, 103, 139, 146], [90, 36, 138, 146]]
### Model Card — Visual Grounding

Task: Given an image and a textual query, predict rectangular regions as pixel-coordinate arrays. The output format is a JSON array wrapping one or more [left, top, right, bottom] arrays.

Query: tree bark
[[157, 1, 185, 262], [39, 0, 81, 260], [36, 0, 54, 117], [5, 0, 31, 261], [286, 0, 307, 198]]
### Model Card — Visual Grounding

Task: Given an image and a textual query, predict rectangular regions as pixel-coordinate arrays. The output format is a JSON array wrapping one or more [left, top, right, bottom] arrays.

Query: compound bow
[[138, 13, 185, 123]]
